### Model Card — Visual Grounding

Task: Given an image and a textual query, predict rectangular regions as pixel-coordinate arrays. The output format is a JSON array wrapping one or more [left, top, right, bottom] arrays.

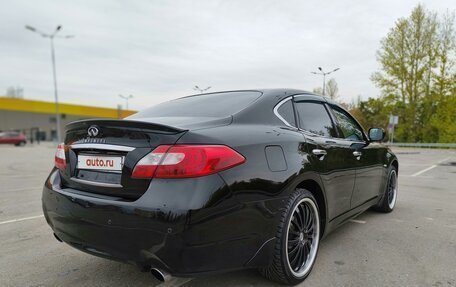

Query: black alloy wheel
[[260, 189, 320, 285]]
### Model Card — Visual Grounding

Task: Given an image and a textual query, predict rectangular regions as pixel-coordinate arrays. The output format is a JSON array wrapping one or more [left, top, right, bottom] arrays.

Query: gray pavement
[[0, 144, 455, 287]]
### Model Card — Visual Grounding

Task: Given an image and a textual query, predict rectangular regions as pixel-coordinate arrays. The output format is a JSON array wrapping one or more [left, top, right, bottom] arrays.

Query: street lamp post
[[311, 67, 340, 96], [119, 94, 133, 110], [193, 85, 211, 94], [25, 25, 74, 143]]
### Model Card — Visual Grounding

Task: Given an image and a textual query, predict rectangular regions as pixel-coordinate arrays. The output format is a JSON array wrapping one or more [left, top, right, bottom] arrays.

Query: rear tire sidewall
[[377, 167, 398, 212], [387, 169, 397, 210], [281, 190, 320, 284]]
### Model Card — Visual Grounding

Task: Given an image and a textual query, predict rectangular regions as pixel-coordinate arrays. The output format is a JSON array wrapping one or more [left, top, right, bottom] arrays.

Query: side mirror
[[368, 128, 385, 142]]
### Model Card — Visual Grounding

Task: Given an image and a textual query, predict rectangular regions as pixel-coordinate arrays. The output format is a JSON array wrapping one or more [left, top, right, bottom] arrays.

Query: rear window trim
[[273, 97, 295, 127]]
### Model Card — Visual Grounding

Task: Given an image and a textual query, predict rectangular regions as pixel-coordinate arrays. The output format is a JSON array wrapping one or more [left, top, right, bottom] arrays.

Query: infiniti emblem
[[87, 126, 99, 137]]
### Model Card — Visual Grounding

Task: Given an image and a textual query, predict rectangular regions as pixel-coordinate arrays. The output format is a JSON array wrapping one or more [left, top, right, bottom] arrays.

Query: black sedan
[[42, 89, 398, 285]]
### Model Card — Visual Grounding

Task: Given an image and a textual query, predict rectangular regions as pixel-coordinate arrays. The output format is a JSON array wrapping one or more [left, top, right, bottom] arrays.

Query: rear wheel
[[260, 189, 320, 285], [374, 168, 398, 213]]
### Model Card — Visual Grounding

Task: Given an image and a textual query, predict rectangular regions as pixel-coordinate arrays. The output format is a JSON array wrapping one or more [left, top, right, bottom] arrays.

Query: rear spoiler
[[65, 119, 188, 135]]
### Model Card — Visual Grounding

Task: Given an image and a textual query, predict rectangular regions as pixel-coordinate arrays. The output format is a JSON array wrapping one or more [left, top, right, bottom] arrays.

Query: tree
[[6, 86, 24, 98], [371, 4, 455, 143], [326, 78, 339, 100], [429, 94, 456, 142], [312, 87, 323, 95], [433, 11, 456, 98], [313, 78, 338, 100]]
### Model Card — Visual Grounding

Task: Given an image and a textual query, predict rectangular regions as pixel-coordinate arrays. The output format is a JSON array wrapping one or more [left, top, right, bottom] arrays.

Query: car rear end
[[42, 91, 269, 275], [55, 119, 188, 199], [43, 120, 191, 269]]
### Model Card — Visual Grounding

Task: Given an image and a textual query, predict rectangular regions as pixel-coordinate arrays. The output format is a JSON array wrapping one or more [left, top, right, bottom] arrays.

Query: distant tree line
[[313, 78, 339, 101], [352, 5, 455, 143], [6, 86, 24, 98]]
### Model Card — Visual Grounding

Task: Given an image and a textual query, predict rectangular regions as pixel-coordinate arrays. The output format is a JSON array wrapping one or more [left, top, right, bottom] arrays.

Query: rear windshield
[[129, 91, 262, 118]]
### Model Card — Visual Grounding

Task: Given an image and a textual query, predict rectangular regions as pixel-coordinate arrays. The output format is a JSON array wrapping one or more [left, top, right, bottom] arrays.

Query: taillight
[[55, 143, 67, 170], [132, 145, 245, 179]]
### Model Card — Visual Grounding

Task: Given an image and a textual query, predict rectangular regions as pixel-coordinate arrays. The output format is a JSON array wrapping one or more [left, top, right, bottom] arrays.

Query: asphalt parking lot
[[0, 144, 455, 287]]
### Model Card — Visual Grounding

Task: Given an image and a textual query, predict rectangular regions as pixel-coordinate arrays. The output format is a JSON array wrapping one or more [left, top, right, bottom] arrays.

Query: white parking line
[[349, 219, 366, 224], [411, 165, 437, 177], [437, 156, 452, 164], [0, 215, 44, 225]]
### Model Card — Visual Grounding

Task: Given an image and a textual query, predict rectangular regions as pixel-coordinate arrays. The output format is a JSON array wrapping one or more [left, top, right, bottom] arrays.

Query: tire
[[259, 189, 320, 285], [374, 167, 398, 213]]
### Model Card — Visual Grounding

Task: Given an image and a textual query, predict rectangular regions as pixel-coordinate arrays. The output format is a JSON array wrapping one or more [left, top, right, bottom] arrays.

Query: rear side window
[[294, 102, 336, 137], [130, 91, 262, 118], [276, 100, 296, 126]]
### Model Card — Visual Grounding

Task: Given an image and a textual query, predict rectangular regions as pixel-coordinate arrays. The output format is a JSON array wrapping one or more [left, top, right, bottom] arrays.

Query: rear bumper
[[42, 169, 279, 276]]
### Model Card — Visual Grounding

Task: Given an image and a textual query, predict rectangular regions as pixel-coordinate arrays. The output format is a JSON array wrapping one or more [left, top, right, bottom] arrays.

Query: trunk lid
[[60, 119, 187, 200]]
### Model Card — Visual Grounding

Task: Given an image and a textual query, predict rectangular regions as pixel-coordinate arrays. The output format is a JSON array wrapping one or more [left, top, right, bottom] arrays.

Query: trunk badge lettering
[[74, 138, 106, 144]]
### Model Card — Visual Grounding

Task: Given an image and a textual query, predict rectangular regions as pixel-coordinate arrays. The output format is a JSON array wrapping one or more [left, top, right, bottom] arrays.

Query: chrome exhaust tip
[[150, 268, 171, 282]]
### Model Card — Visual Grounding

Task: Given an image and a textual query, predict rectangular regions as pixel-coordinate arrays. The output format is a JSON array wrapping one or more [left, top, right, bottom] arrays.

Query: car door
[[293, 97, 357, 220], [328, 105, 384, 208]]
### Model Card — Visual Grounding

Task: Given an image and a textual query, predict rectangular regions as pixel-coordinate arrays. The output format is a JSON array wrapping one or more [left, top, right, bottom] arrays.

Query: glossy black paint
[[62, 120, 187, 199], [42, 89, 398, 277]]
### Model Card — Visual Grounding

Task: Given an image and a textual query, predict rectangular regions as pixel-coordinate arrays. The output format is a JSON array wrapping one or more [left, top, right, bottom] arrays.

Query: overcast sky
[[0, 0, 453, 110]]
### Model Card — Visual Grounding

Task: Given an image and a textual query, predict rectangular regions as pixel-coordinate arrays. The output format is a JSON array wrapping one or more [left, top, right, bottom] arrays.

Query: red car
[[0, 132, 27, 146]]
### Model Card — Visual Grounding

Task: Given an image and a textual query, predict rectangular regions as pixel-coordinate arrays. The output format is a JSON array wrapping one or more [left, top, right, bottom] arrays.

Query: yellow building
[[0, 97, 136, 141]]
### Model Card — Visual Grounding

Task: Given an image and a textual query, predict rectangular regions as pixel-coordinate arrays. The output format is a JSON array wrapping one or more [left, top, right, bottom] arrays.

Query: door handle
[[353, 151, 362, 158], [312, 149, 327, 159]]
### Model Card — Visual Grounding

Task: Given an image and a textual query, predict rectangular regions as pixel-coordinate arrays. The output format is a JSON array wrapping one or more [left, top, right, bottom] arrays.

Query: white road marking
[[411, 165, 437, 177], [437, 156, 452, 164], [349, 219, 366, 224], [0, 215, 44, 226], [156, 277, 193, 287]]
